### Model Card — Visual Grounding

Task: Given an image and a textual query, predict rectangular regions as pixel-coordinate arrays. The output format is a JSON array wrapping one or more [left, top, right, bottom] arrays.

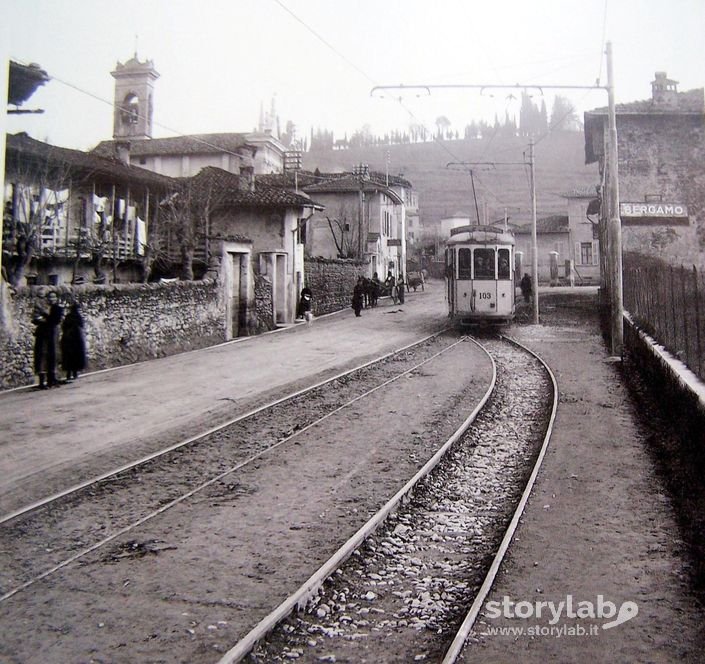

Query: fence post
[[680, 265, 689, 366], [695, 266, 702, 378], [670, 265, 677, 353]]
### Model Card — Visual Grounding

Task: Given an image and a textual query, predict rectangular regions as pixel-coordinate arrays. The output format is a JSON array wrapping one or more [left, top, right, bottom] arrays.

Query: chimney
[[651, 72, 679, 109], [239, 165, 255, 193], [115, 140, 131, 165]]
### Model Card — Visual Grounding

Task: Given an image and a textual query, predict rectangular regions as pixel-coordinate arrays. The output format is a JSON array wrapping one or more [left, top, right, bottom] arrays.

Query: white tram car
[[445, 225, 516, 325]]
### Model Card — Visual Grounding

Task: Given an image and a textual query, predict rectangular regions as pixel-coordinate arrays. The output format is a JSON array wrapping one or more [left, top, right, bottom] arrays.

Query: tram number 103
[[478, 292, 493, 300]]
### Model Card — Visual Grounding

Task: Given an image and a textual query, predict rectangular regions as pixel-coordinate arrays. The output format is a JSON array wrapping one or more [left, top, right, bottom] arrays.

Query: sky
[[2, 0, 704, 151]]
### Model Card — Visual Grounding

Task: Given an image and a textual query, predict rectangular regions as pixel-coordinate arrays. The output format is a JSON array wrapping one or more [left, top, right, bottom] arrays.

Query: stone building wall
[[0, 280, 225, 390], [304, 257, 368, 315], [254, 274, 275, 333], [617, 114, 705, 266]]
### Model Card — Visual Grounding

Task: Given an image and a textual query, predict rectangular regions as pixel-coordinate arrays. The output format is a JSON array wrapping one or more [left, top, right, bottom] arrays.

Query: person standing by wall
[[61, 302, 86, 381], [297, 286, 313, 325], [520, 273, 532, 303], [32, 288, 63, 389], [396, 273, 405, 305]]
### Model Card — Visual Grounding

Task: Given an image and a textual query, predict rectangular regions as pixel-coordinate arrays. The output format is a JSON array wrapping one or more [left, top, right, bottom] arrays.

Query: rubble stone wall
[[304, 257, 368, 315], [0, 280, 225, 390]]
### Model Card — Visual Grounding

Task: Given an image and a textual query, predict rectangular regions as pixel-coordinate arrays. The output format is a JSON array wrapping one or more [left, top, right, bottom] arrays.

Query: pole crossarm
[[370, 83, 608, 97], [447, 161, 528, 168]]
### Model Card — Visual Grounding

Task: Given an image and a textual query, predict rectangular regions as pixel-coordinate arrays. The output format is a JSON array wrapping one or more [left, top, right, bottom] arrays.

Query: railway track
[[0, 330, 496, 664], [220, 335, 557, 663]]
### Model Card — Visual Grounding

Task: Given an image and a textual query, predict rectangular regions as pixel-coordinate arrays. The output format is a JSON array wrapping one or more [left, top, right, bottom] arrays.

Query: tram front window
[[458, 248, 472, 279], [474, 248, 495, 280], [498, 248, 511, 279]]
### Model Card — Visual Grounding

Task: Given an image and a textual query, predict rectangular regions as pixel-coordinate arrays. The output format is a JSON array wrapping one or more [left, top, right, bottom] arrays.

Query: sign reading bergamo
[[620, 202, 688, 217]]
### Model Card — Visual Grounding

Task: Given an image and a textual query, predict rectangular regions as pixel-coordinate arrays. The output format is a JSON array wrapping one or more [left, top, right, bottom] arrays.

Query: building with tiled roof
[[176, 166, 323, 327], [3, 132, 179, 286], [299, 171, 408, 279]]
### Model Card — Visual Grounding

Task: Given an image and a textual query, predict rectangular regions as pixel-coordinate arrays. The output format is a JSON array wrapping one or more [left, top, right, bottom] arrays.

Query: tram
[[445, 224, 516, 325]]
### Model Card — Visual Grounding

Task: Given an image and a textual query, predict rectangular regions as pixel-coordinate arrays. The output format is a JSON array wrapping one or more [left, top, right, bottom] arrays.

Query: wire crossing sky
[[2, 0, 704, 151]]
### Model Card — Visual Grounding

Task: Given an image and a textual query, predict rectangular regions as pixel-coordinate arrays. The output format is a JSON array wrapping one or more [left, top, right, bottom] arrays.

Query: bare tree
[[2, 157, 75, 286], [160, 170, 230, 280]]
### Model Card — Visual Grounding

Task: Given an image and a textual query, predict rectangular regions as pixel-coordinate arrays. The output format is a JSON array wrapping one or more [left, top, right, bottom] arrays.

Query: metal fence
[[623, 253, 705, 380]]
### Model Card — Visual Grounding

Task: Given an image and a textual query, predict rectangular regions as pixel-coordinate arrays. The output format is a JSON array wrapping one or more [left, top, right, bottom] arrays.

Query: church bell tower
[[111, 55, 159, 140]]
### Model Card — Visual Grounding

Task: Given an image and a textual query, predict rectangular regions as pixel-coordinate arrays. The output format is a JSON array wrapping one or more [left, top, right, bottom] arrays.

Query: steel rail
[[0, 329, 449, 526], [441, 334, 559, 663], [216, 335, 497, 664], [0, 332, 461, 604]]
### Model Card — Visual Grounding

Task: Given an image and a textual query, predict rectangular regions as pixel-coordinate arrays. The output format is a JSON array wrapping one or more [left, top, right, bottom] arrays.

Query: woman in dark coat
[[520, 273, 532, 303], [352, 277, 365, 317], [61, 302, 86, 381], [33, 288, 63, 389]]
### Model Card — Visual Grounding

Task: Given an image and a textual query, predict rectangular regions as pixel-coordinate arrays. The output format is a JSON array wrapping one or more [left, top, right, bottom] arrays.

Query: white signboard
[[620, 202, 688, 217]]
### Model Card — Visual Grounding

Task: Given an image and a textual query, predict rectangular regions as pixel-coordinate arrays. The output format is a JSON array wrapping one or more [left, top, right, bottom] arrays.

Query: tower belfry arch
[[111, 55, 159, 140]]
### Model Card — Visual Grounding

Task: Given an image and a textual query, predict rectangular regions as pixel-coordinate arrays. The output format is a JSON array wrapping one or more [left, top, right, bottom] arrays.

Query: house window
[[580, 242, 593, 265], [297, 219, 307, 245]]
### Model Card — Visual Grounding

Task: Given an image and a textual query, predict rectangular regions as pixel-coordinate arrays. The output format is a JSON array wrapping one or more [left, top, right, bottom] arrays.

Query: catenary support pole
[[606, 41, 623, 355], [529, 139, 539, 324]]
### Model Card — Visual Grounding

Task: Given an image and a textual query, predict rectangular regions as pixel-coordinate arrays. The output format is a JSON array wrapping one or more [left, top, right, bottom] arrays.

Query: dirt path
[[1, 285, 449, 516], [0, 336, 492, 664]]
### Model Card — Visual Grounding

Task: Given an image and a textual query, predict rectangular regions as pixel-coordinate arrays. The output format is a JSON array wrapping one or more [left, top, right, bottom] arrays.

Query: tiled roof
[[561, 186, 600, 199], [92, 132, 256, 158], [6, 132, 176, 189], [515, 215, 569, 234], [184, 167, 323, 210], [257, 171, 336, 189], [303, 175, 404, 204]]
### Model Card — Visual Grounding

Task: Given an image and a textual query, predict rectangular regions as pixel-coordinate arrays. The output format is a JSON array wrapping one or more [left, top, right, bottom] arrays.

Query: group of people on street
[[296, 269, 413, 324], [32, 287, 86, 390], [352, 270, 406, 316]]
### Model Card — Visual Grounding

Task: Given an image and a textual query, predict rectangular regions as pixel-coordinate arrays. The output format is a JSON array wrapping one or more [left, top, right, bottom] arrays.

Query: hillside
[[303, 132, 598, 227]]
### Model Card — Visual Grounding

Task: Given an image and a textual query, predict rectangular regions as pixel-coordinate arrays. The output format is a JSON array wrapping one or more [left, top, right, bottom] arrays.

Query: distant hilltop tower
[[111, 54, 159, 140], [258, 95, 279, 138]]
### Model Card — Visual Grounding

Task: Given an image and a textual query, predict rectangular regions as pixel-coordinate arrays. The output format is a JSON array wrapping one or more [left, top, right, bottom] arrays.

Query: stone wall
[[304, 257, 368, 315], [0, 258, 351, 390], [618, 114, 705, 266], [0, 280, 225, 389], [254, 274, 275, 333]]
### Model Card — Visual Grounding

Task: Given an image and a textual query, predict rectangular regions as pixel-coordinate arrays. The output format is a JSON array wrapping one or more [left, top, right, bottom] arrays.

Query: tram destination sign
[[620, 202, 689, 226]]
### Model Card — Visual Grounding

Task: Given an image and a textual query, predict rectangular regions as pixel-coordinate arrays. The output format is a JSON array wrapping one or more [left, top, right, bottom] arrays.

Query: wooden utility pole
[[529, 139, 539, 324], [606, 41, 623, 356]]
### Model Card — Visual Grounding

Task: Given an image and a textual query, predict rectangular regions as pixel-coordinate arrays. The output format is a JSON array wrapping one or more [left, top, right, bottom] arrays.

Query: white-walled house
[[302, 173, 406, 279], [187, 167, 323, 325]]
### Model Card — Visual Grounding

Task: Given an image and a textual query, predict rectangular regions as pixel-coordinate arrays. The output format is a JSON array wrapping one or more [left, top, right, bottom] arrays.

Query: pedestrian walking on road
[[520, 273, 532, 303], [352, 277, 365, 317], [396, 273, 405, 305], [61, 302, 86, 381], [370, 272, 380, 308], [385, 271, 397, 304], [32, 287, 63, 389]]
